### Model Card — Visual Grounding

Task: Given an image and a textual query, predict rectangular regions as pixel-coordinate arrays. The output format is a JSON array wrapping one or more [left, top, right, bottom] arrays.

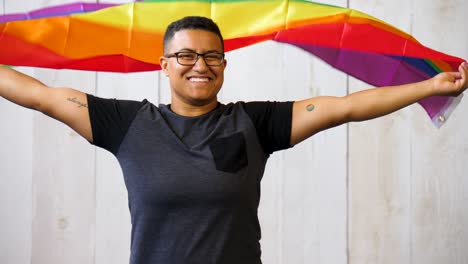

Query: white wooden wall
[[0, 0, 467, 263]]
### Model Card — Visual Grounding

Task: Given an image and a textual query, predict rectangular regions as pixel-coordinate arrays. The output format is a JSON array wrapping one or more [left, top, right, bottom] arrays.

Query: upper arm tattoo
[[67, 97, 88, 108], [306, 104, 315, 112]]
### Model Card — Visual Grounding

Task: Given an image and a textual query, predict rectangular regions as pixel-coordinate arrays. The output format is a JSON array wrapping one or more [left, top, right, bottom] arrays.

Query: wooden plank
[[280, 49, 348, 263], [26, 1, 97, 263], [410, 0, 468, 263], [281, 0, 347, 262], [0, 70, 34, 264], [94, 71, 158, 264], [0, 1, 97, 263], [0, 2, 36, 264], [349, 0, 468, 264], [348, 1, 415, 263], [278, 45, 348, 264], [29, 68, 97, 264]]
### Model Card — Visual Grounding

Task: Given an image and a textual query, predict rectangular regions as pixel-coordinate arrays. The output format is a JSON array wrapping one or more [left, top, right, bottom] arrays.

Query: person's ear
[[160, 56, 169, 77]]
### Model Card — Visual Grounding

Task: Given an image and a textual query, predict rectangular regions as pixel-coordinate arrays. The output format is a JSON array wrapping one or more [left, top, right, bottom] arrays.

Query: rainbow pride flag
[[0, 0, 464, 125]]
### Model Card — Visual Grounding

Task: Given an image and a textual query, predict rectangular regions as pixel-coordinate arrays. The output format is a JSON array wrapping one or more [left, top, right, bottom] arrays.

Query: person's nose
[[192, 55, 209, 72]]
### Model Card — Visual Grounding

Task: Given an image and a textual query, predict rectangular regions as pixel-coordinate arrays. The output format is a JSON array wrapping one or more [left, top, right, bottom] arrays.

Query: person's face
[[160, 29, 227, 107]]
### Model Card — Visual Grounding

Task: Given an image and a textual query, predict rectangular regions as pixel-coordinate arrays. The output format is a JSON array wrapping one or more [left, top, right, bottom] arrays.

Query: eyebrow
[[177, 48, 223, 53]]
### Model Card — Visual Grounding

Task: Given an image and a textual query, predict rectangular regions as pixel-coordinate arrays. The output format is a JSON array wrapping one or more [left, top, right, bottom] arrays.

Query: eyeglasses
[[165, 51, 225, 66]]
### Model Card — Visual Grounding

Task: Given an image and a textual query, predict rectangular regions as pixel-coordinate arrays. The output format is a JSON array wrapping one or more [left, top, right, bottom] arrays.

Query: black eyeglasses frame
[[164, 51, 225, 66]]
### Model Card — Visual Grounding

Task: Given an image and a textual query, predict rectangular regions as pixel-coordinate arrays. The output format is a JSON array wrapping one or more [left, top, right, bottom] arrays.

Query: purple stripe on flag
[[0, 2, 119, 23], [286, 42, 430, 85], [280, 41, 449, 119]]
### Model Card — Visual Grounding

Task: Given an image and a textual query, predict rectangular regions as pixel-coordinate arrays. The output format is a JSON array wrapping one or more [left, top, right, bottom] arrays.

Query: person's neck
[[169, 99, 219, 117]]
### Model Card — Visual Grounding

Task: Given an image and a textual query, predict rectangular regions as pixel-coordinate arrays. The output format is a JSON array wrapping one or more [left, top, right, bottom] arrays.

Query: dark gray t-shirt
[[87, 94, 293, 264]]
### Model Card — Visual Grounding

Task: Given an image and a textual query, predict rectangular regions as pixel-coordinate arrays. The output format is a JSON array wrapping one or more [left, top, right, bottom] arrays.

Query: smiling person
[[1, 16, 468, 264]]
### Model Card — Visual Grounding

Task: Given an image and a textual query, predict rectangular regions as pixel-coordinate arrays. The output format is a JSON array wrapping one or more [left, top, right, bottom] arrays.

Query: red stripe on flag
[[275, 23, 462, 62]]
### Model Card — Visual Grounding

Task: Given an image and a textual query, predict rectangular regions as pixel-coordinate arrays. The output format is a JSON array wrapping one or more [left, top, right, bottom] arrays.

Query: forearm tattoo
[[67, 97, 88, 108], [306, 104, 315, 112]]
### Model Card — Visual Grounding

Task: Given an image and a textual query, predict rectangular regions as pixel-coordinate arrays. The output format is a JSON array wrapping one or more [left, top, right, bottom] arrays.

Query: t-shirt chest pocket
[[209, 132, 248, 173]]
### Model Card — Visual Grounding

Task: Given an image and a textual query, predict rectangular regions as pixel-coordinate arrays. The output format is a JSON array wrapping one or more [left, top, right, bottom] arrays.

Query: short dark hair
[[163, 16, 224, 53]]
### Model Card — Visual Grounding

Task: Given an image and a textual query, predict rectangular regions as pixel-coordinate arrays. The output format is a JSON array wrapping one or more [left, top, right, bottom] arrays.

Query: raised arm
[[291, 62, 468, 145], [0, 66, 93, 142]]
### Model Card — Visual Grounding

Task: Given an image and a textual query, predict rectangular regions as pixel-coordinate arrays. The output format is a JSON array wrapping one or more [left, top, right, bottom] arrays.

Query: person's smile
[[187, 75, 212, 84]]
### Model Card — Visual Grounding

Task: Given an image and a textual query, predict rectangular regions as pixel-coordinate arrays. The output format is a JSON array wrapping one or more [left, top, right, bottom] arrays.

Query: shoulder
[[86, 94, 156, 153], [221, 101, 294, 154], [231, 101, 293, 120], [87, 94, 151, 110]]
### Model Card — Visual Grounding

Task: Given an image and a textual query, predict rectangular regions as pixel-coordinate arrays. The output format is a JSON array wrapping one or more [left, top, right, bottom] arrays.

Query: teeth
[[190, 77, 209, 82]]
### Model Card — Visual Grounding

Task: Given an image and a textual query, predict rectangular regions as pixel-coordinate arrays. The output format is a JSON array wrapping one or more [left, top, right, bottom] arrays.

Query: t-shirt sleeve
[[87, 94, 146, 154], [243, 101, 294, 154]]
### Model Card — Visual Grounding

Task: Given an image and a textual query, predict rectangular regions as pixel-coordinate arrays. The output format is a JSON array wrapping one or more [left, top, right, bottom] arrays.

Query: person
[[1, 16, 467, 264]]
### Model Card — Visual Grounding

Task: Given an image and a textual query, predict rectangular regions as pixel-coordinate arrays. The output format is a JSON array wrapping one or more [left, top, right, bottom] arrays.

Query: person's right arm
[[0, 66, 93, 142]]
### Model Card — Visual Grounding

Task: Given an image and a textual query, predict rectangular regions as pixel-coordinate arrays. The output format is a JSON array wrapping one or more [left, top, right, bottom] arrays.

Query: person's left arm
[[290, 62, 468, 145]]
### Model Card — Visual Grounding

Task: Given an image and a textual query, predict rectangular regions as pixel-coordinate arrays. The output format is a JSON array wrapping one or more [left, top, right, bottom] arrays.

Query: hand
[[432, 61, 468, 97]]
